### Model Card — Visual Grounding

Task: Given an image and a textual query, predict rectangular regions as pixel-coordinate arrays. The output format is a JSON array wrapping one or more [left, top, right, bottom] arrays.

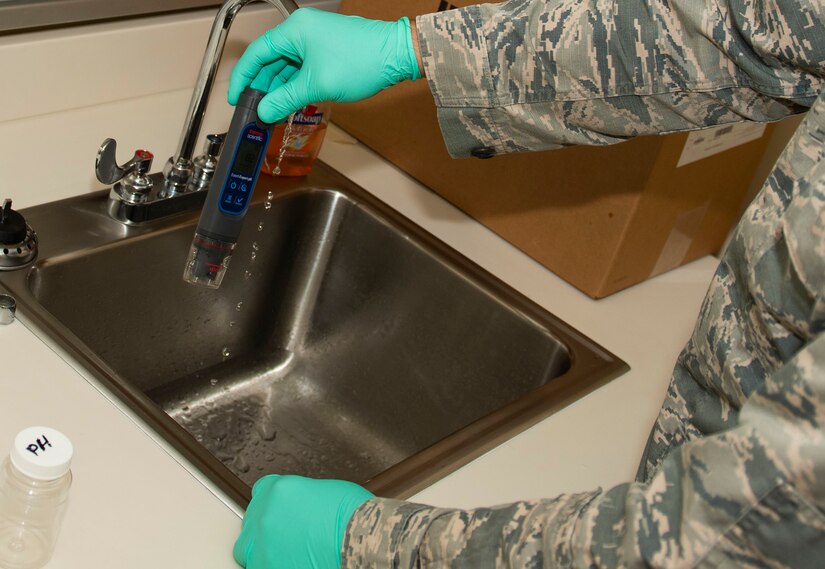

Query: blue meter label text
[[218, 124, 269, 216]]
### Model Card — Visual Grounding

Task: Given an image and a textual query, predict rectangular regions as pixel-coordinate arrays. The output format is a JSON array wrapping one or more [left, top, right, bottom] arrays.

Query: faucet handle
[[188, 134, 226, 192], [96, 138, 154, 185], [204, 133, 225, 158]]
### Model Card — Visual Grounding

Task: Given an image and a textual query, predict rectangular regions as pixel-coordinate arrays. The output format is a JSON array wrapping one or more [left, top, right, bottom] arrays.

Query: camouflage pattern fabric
[[341, 0, 825, 566], [415, 0, 822, 158]]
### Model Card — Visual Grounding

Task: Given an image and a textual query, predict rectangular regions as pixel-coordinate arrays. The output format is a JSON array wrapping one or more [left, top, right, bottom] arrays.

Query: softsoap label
[[293, 105, 325, 126]]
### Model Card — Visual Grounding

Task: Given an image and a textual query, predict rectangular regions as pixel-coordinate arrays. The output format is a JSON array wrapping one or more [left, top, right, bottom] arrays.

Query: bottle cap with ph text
[[10, 427, 73, 481]]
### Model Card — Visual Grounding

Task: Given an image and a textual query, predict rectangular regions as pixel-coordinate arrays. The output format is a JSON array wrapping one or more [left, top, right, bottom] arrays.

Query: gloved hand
[[233, 474, 375, 569], [228, 8, 422, 124]]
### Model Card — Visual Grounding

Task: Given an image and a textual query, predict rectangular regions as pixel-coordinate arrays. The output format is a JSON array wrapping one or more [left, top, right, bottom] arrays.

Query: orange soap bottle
[[262, 103, 330, 177]]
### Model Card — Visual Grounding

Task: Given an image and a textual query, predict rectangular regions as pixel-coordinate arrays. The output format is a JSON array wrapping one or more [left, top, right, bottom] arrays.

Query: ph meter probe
[[183, 87, 272, 289]]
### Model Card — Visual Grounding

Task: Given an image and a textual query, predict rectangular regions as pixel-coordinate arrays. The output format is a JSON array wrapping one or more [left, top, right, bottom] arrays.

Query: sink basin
[[0, 162, 627, 504]]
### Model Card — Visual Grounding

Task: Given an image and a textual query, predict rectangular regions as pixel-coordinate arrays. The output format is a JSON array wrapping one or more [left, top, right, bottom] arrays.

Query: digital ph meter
[[183, 87, 272, 289]]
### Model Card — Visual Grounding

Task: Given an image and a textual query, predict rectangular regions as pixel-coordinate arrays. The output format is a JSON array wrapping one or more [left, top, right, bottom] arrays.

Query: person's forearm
[[409, 17, 425, 80], [344, 328, 825, 567], [415, 0, 823, 157]]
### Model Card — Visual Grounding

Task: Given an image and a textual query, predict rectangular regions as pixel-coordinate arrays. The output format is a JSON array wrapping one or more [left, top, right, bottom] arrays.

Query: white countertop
[[0, 124, 719, 567]]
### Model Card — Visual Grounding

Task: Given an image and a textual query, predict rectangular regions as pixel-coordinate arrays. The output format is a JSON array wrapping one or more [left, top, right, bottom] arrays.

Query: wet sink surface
[[2, 162, 627, 504]]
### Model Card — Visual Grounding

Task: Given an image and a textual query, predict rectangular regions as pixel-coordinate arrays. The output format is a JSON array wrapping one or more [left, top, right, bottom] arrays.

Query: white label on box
[[677, 122, 767, 167]]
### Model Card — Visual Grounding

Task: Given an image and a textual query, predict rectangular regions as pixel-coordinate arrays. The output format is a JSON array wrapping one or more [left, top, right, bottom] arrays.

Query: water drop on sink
[[256, 424, 277, 442], [210, 378, 219, 386], [257, 222, 264, 232], [250, 252, 257, 262], [244, 270, 252, 280], [8, 539, 24, 553], [235, 302, 243, 312], [267, 191, 274, 201], [229, 320, 236, 327], [252, 242, 260, 251], [233, 455, 250, 474], [221, 347, 231, 358], [264, 201, 272, 211]]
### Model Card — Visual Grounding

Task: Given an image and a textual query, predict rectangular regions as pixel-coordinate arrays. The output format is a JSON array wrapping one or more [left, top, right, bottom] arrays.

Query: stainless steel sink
[[0, 162, 627, 505]]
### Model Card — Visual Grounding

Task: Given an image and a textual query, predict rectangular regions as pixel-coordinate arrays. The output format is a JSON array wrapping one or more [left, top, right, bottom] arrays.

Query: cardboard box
[[335, 0, 775, 298]]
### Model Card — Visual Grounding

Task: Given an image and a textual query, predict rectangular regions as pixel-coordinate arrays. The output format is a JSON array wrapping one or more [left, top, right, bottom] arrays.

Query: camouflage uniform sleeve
[[342, 333, 825, 567], [341, 94, 825, 566], [415, 0, 825, 157]]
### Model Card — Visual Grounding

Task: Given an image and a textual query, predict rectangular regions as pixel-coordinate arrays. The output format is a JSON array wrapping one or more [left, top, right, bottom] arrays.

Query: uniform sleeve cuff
[[415, 8, 504, 158], [341, 498, 452, 567]]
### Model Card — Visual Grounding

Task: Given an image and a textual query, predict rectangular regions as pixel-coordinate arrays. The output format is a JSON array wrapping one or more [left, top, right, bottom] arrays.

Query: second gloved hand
[[228, 8, 422, 124], [233, 474, 374, 569]]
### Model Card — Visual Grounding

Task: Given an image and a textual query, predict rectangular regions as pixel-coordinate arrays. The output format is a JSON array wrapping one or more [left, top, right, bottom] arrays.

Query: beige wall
[[0, 6, 278, 208]]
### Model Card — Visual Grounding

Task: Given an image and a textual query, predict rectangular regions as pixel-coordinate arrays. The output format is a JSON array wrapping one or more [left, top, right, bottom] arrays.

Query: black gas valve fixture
[[0, 199, 37, 270]]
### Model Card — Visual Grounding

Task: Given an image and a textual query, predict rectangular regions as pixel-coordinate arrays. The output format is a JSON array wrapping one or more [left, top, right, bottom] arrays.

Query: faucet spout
[[164, 0, 299, 194]]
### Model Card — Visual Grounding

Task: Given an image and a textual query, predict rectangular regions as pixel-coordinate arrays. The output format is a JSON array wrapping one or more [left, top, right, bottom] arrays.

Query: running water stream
[[273, 112, 297, 176], [220, 112, 294, 363]]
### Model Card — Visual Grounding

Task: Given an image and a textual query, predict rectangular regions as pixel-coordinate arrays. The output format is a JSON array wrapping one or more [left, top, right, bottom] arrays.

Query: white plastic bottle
[[0, 427, 73, 569]]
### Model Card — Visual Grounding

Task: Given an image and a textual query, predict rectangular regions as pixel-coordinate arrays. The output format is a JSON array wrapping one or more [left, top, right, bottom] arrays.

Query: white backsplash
[[0, 5, 284, 208]]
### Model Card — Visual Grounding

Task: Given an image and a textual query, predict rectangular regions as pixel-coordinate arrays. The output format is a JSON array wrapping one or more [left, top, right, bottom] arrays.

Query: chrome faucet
[[95, 0, 299, 225]]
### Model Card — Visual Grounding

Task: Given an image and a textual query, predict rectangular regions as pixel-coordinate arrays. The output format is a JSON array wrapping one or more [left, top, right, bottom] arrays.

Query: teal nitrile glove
[[233, 474, 375, 569], [227, 8, 422, 124]]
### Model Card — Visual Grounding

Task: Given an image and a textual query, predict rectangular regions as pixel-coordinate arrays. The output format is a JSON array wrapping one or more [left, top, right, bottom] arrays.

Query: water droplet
[[221, 347, 231, 358], [243, 270, 252, 280], [8, 539, 24, 552], [257, 222, 264, 231], [256, 424, 277, 442], [233, 455, 251, 474], [182, 405, 190, 412], [264, 201, 272, 211], [229, 320, 236, 327], [267, 191, 274, 201], [235, 302, 243, 312], [273, 166, 281, 175], [210, 378, 219, 386], [250, 252, 257, 261], [252, 242, 260, 251]]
